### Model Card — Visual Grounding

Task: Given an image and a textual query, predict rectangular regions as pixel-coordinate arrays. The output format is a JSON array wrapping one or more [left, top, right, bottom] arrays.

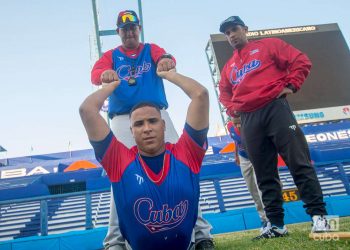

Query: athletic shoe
[[311, 215, 330, 233], [195, 239, 215, 250], [260, 221, 271, 234], [253, 225, 288, 240]]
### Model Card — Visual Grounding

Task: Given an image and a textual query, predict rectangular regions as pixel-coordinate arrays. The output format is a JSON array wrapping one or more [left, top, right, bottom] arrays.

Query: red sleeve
[[172, 130, 206, 174], [91, 49, 114, 85], [219, 64, 236, 117], [226, 121, 233, 131], [234, 127, 241, 136], [271, 38, 312, 91], [100, 136, 136, 182], [150, 43, 176, 65]]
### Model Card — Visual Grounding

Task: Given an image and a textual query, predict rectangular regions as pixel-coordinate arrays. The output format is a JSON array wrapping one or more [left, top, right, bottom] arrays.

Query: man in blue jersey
[[91, 10, 178, 147], [91, 10, 213, 249], [80, 69, 210, 250]]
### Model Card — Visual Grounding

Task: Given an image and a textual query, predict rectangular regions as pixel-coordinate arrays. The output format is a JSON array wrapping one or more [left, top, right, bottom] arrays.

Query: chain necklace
[[122, 49, 138, 86], [138, 151, 167, 184]]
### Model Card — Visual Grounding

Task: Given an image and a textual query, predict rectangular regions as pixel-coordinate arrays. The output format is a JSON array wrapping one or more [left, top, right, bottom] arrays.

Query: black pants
[[240, 98, 327, 226]]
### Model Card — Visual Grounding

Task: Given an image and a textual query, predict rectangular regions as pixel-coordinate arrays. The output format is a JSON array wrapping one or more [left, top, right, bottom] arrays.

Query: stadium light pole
[[90, 0, 145, 126], [137, 0, 145, 42], [91, 0, 102, 58]]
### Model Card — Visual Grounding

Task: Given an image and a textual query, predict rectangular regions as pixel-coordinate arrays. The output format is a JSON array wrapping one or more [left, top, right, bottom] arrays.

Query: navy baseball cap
[[219, 16, 246, 33], [117, 10, 140, 28]]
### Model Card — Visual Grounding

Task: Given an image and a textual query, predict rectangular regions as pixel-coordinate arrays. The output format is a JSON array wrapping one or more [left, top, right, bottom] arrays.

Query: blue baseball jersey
[[227, 121, 248, 158], [109, 43, 168, 117], [95, 129, 207, 250]]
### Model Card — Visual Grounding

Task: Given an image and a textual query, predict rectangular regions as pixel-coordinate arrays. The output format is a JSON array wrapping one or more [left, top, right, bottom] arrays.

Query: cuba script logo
[[230, 59, 261, 85], [134, 198, 188, 233], [116, 61, 151, 82]]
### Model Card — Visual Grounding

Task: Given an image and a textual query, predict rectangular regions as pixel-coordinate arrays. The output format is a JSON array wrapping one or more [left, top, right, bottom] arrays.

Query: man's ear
[[130, 126, 135, 138], [162, 119, 166, 131], [116, 28, 120, 36]]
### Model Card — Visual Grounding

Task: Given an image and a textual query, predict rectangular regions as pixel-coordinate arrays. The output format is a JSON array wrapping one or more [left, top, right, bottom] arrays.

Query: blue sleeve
[[229, 127, 241, 144], [184, 123, 208, 147], [89, 131, 113, 162]]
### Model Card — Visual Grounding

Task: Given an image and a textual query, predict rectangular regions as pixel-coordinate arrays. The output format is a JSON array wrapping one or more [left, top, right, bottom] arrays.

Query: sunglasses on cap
[[120, 13, 137, 23]]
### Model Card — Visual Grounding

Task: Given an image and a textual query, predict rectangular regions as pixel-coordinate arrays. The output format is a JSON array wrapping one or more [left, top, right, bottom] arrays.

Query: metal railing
[[0, 188, 109, 237], [1, 161, 349, 238]]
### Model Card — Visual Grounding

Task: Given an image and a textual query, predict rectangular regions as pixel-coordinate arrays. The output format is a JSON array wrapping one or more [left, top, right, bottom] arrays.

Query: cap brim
[[220, 22, 239, 33], [118, 22, 139, 28]]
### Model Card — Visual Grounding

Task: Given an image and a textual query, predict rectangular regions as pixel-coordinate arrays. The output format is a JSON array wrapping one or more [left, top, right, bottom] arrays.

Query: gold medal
[[128, 77, 136, 86]]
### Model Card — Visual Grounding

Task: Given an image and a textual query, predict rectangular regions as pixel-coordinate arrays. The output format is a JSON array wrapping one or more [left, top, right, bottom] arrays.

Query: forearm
[[79, 83, 118, 141], [285, 54, 312, 90], [91, 50, 114, 85], [80, 84, 116, 114], [219, 89, 235, 116], [274, 40, 312, 90], [218, 73, 236, 116], [164, 72, 207, 100], [163, 71, 209, 129]]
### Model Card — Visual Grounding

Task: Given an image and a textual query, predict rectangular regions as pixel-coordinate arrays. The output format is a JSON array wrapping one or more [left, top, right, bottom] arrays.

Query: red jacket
[[91, 43, 175, 85], [219, 38, 311, 116]]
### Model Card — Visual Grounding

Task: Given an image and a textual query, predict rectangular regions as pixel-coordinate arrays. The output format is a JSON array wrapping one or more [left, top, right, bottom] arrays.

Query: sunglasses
[[120, 13, 137, 23]]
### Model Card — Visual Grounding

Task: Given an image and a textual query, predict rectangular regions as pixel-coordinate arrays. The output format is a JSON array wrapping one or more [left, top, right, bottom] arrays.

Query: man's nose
[[228, 31, 235, 38], [143, 122, 152, 132], [126, 28, 134, 35]]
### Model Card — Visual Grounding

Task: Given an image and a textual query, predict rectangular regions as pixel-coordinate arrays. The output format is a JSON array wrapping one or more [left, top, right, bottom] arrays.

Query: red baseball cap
[[117, 10, 140, 28]]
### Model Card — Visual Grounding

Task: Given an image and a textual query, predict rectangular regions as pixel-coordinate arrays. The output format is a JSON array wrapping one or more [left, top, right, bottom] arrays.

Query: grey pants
[[104, 110, 212, 249], [239, 155, 267, 222]]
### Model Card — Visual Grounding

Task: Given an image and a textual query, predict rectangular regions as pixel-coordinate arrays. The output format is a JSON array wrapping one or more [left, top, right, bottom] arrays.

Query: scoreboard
[[208, 23, 350, 124]]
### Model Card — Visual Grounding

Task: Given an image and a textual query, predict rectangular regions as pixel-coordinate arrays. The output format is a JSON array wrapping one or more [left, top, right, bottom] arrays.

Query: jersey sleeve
[[184, 123, 208, 147], [219, 63, 236, 117], [270, 38, 312, 91], [149, 43, 176, 65], [227, 123, 241, 144], [173, 127, 207, 174], [91, 49, 114, 85], [91, 132, 136, 182]]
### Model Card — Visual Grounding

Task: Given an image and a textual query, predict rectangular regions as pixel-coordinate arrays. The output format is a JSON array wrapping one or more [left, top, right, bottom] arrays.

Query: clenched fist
[[157, 58, 175, 72], [100, 70, 119, 84], [157, 68, 176, 79]]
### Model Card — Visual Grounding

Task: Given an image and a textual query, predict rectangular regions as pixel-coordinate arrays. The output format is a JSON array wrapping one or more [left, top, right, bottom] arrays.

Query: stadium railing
[[1, 160, 349, 241], [0, 188, 109, 240]]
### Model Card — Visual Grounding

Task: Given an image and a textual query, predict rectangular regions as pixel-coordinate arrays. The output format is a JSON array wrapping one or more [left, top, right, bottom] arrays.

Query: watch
[[159, 53, 173, 60], [286, 83, 297, 93]]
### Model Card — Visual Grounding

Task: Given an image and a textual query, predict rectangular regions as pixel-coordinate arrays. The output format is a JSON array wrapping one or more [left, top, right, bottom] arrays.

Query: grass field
[[214, 216, 350, 250]]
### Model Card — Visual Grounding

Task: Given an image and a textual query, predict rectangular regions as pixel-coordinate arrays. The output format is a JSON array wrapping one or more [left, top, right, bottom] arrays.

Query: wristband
[[286, 83, 297, 93], [157, 53, 173, 64], [160, 53, 173, 60]]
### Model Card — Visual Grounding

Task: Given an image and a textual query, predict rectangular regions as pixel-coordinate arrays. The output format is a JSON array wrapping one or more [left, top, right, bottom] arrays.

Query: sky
[[0, 0, 349, 158]]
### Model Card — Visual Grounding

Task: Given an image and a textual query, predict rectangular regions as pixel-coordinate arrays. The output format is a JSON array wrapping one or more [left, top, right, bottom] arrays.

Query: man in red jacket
[[218, 16, 329, 239]]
